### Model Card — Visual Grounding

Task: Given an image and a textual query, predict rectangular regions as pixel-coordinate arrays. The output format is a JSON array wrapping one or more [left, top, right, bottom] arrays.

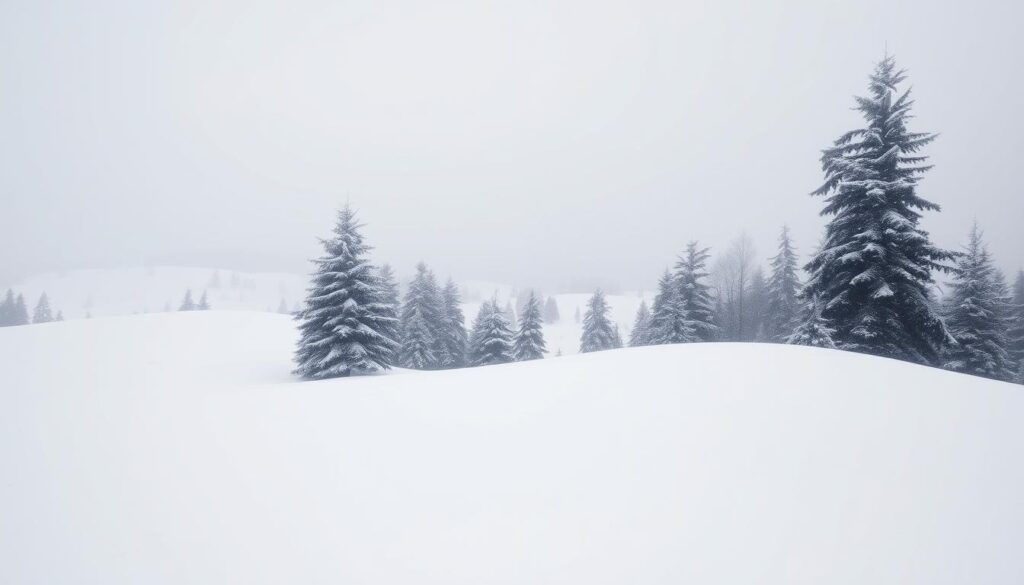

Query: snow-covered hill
[[2, 312, 1022, 584]]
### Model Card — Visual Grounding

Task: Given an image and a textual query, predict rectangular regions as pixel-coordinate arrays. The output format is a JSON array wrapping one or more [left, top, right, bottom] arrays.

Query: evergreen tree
[[13, 294, 29, 325], [470, 299, 514, 366], [746, 267, 769, 341], [802, 56, 954, 365], [1007, 269, 1024, 379], [32, 293, 53, 323], [376, 264, 402, 361], [941, 225, 1014, 381], [179, 289, 196, 311], [503, 300, 516, 327], [788, 297, 837, 349], [513, 290, 546, 361], [56, 311, 64, 321], [673, 242, 718, 341], [580, 289, 618, 353], [765, 226, 802, 342], [647, 270, 695, 344], [543, 296, 560, 323], [0, 289, 14, 326], [197, 290, 210, 310], [293, 205, 399, 378], [612, 324, 624, 349], [438, 278, 468, 368], [628, 299, 652, 347], [398, 263, 444, 369]]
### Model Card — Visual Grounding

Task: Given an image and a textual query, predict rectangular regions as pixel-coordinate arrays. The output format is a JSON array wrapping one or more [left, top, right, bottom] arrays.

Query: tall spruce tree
[[398, 262, 444, 369], [179, 290, 196, 311], [941, 225, 1014, 381], [802, 56, 954, 365], [376, 264, 402, 361], [438, 278, 468, 368], [788, 296, 837, 349], [648, 270, 694, 344], [580, 289, 618, 353], [32, 293, 53, 323], [543, 296, 560, 323], [197, 290, 210, 310], [0, 289, 14, 326], [628, 299, 652, 347], [470, 299, 514, 366], [13, 294, 29, 325], [765, 226, 802, 342], [674, 242, 718, 341], [1007, 269, 1024, 379], [513, 290, 546, 361], [293, 205, 399, 378]]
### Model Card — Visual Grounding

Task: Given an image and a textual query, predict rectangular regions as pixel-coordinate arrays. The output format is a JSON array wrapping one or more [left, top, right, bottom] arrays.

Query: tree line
[[0, 290, 63, 326]]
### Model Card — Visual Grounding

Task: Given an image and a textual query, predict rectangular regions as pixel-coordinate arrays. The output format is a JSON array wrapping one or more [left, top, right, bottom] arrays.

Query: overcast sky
[[1, 0, 1021, 290]]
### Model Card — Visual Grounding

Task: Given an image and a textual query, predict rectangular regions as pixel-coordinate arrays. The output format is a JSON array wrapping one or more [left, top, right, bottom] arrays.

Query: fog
[[2, 0, 1021, 290]]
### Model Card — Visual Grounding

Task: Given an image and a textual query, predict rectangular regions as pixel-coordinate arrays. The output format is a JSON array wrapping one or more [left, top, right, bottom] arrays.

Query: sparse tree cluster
[[1, 290, 62, 326]]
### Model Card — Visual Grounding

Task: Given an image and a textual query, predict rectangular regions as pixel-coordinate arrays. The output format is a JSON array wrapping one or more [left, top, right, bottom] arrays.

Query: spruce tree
[[376, 264, 402, 362], [580, 289, 618, 353], [647, 270, 694, 344], [179, 289, 195, 311], [398, 263, 444, 369], [32, 293, 53, 323], [471, 299, 514, 366], [438, 278, 468, 368], [628, 299, 651, 347], [765, 226, 802, 342], [197, 290, 210, 310], [543, 296, 560, 323], [1007, 269, 1024, 378], [802, 56, 954, 365], [513, 290, 546, 361], [0, 289, 14, 326], [13, 294, 29, 325], [673, 242, 718, 341], [941, 225, 1014, 381], [788, 297, 837, 349], [293, 205, 399, 378]]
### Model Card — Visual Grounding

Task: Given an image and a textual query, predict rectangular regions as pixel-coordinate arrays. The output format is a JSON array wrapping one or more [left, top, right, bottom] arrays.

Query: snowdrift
[[2, 312, 1022, 584]]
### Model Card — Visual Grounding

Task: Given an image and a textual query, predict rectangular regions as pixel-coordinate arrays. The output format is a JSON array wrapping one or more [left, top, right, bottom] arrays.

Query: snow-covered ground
[[2, 312, 1022, 584], [5, 266, 646, 355]]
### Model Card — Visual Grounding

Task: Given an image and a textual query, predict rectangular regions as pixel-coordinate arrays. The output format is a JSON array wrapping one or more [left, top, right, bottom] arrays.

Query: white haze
[[1, 0, 1022, 289]]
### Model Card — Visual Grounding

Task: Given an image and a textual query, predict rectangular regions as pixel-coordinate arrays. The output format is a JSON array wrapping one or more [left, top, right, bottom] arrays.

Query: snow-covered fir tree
[[543, 296, 560, 323], [802, 56, 954, 365], [628, 299, 651, 347], [13, 294, 28, 325], [647, 270, 695, 344], [179, 289, 196, 311], [293, 205, 399, 378], [580, 289, 618, 353], [788, 296, 837, 349], [197, 290, 210, 310], [1007, 269, 1024, 380], [32, 293, 53, 323], [512, 290, 546, 361], [674, 241, 718, 341], [746, 267, 769, 341], [437, 278, 468, 368], [398, 262, 444, 370], [941, 225, 1014, 381], [469, 299, 514, 366], [764, 226, 802, 342], [376, 263, 402, 362], [0, 289, 15, 326]]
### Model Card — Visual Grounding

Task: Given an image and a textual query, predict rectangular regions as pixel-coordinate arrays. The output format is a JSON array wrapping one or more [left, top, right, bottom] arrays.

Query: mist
[[2, 0, 1022, 289]]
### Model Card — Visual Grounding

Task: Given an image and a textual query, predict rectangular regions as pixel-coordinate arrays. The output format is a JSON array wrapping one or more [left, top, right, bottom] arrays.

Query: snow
[[3, 312, 1023, 584]]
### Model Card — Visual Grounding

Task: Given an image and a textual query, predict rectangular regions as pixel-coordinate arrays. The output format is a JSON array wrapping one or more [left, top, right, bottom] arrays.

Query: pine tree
[[197, 290, 210, 310], [0, 289, 14, 326], [503, 300, 516, 327], [543, 296, 560, 323], [628, 299, 651, 347], [673, 242, 718, 341], [746, 267, 769, 341], [788, 297, 837, 349], [32, 293, 53, 323], [470, 299, 514, 366], [13, 294, 29, 325], [647, 270, 695, 344], [580, 289, 618, 353], [765, 226, 802, 342], [376, 264, 402, 362], [941, 225, 1014, 381], [513, 290, 546, 360], [293, 205, 399, 378], [438, 278, 468, 368], [399, 262, 444, 369], [1007, 269, 1024, 379], [179, 289, 195, 311], [802, 56, 954, 365]]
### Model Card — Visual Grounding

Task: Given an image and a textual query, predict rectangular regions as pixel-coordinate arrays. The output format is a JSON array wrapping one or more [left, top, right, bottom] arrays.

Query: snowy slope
[[2, 313, 1023, 584]]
